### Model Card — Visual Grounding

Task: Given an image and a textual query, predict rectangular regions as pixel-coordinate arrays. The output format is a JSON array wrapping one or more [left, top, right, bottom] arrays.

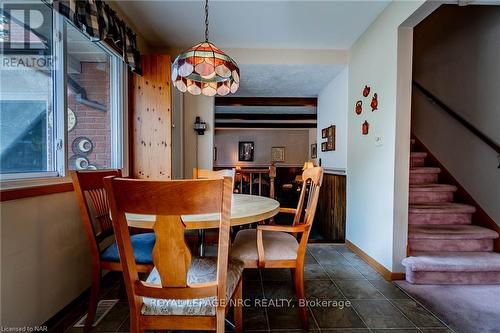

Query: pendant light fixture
[[171, 0, 240, 96]]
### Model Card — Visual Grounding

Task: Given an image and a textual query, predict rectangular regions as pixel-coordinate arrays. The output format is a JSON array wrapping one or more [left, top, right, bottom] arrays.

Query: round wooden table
[[126, 194, 280, 230]]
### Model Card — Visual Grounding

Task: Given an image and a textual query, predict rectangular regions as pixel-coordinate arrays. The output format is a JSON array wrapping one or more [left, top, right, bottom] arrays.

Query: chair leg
[[294, 266, 309, 330], [84, 268, 101, 330], [216, 307, 226, 333], [234, 278, 243, 333]]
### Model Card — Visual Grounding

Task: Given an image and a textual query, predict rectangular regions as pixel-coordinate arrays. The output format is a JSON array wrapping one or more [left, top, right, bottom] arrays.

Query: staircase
[[402, 139, 500, 284]]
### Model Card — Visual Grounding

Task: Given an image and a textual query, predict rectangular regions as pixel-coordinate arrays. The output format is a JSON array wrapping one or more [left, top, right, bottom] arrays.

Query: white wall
[[214, 129, 309, 167], [1, 192, 91, 326], [317, 68, 348, 170], [346, 1, 424, 272], [412, 5, 500, 225], [182, 94, 215, 178]]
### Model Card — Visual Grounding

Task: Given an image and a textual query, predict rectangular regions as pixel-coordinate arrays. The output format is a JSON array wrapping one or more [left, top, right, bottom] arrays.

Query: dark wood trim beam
[[215, 97, 317, 107], [215, 113, 317, 120], [215, 122, 316, 129]]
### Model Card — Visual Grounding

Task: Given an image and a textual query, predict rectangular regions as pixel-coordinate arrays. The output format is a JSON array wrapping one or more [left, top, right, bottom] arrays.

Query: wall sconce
[[193, 116, 207, 135]]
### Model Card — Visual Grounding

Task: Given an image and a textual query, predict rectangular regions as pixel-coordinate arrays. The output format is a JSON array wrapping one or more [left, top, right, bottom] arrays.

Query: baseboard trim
[[345, 240, 405, 281]]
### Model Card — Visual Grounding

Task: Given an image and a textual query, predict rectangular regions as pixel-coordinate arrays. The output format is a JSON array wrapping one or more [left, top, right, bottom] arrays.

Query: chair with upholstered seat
[[71, 170, 155, 330], [104, 176, 243, 333], [230, 167, 323, 329]]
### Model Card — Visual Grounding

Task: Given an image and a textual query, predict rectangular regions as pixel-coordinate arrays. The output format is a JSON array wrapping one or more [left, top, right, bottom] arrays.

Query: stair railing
[[412, 80, 500, 168]]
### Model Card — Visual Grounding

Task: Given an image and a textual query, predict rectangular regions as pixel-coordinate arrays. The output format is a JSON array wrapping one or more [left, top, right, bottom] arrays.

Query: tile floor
[[57, 244, 455, 333]]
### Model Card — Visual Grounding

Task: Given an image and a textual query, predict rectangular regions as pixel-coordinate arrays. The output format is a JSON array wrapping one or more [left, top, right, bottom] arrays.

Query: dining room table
[[126, 193, 280, 255]]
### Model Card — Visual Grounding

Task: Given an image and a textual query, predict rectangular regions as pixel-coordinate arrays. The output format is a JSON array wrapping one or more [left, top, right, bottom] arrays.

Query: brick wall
[[67, 62, 111, 170]]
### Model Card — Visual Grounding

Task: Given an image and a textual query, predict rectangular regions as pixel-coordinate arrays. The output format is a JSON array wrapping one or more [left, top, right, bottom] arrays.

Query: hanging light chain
[[204, 0, 209, 42]]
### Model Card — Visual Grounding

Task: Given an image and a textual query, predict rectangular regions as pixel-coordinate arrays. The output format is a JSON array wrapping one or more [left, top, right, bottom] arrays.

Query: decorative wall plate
[[69, 155, 90, 170], [72, 137, 94, 155]]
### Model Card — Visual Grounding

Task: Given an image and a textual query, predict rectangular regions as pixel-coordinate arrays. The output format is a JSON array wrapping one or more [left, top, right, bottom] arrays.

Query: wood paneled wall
[[129, 55, 172, 179], [316, 173, 346, 241]]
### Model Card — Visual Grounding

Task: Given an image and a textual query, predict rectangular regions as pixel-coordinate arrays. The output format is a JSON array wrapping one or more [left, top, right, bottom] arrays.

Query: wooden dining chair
[[230, 167, 323, 329], [193, 168, 236, 255], [103, 176, 243, 333], [71, 170, 155, 330], [193, 168, 236, 191]]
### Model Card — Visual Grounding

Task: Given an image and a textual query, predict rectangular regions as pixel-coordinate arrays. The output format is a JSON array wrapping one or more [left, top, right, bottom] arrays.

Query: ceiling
[[234, 64, 343, 97], [116, 1, 390, 50]]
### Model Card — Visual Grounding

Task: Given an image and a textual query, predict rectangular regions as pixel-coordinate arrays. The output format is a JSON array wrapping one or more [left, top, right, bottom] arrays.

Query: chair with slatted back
[[230, 167, 323, 329], [103, 176, 243, 333], [71, 170, 155, 330], [193, 168, 236, 255]]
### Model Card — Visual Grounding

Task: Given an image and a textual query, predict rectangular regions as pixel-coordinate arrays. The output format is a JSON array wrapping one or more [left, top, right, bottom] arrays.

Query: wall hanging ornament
[[171, 0, 240, 96], [371, 93, 378, 111], [355, 100, 363, 115], [363, 85, 371, 97], [72, 137, 94, 155], [362, 121, 369, 135]]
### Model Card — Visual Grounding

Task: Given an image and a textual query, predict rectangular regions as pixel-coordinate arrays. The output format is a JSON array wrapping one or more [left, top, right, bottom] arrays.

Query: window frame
[[0, 9, 126, 186]]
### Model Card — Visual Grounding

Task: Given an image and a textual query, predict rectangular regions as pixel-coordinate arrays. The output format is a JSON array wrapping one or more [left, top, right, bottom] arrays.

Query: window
[[0, 3, 56, 177], [0, 2, 124, 181]]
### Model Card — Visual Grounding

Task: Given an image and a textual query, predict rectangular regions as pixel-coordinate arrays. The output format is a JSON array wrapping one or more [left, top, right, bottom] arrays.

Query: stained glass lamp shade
[[172, 42, 240, 96]]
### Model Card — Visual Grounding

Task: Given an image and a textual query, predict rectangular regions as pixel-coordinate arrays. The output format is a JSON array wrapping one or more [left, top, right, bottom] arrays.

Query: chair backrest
[[193, 168, 235, 192], [104, 176, 233, 315], [72, 170, 122, 259], [293, 167, 324, 227]]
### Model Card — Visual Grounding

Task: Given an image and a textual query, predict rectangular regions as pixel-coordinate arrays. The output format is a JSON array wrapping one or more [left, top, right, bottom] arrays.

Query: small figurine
[[362, 121, 369, 135], [355, 100, 363, 115], [371, 93, 378, 111], [363, 85, 370, 97]]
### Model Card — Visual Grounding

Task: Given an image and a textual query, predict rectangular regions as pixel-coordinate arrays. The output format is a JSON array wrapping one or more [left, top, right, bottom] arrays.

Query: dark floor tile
[[266, 306, 317, 330], [116, 316, 129, 332], [305, 279, 344, 300], [372, 328, 420, 333], [305, 252, 318, 264], [419, 328, 454, 333], [304, 263, 329, 280], [321, 330, 370, 333], [354, 265, 385, 280], [369, 280, 410, 299], [311, 301, 366, 329], [336, 280, 385, 299], [243, 268, 261, 281], [93, 302, 129, 332], [323, 264, 366, 280], [391, 299, 445, 327], [262, 268, 293, 281], [243, 306, 268, 331], [263, 281, 296, 300], [243, 280, 264, 301], [351, 300, 416, 329]]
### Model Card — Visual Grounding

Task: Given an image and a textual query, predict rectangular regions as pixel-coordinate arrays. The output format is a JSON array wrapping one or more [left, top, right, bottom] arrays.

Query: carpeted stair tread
[[410, 167, 441, 174], [409, 203, 476, 214], [409, 184, 457, 192], [410, 152, 427, 158], [402, 252, 500, 272], [409, 224, 499, 240]]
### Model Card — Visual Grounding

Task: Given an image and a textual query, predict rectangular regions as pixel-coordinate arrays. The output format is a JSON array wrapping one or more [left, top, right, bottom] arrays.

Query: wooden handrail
[[236, 167, 276, 198], [413, 80, 500, 155]]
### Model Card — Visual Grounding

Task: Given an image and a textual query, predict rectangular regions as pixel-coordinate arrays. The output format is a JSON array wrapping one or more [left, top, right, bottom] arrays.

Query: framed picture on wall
[[321, 128, 328, 139], [311, 143, 317, 158], [326, 125, 336, 151], [238, 141, 254, 161], [271, 147, 285, 162], [321, 142, 327, 152]]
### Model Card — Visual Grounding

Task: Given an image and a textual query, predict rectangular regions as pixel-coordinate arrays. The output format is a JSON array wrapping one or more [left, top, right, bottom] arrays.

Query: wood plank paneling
[[130, 55, 172, 179], [316, 173, 346, 241]]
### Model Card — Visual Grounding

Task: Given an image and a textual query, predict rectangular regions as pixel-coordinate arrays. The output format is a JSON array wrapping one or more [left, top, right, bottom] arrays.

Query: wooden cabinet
[[316, 173, 346, 242], [129, 55, 172, 179]]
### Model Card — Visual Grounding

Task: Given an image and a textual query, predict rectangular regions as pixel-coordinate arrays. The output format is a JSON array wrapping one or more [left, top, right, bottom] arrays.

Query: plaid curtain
[[43, 0, 141, 74]]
